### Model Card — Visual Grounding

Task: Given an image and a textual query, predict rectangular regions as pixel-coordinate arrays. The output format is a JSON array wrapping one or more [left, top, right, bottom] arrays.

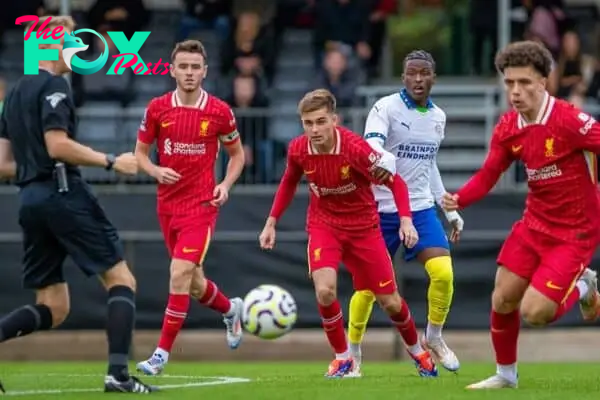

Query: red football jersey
[[137, 90, 239, 216], [457, 94, 600, 243], [282, 127, 386, 231]]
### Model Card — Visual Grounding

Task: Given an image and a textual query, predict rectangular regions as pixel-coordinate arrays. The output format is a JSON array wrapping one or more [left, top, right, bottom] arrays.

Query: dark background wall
[[0, 189, 593, 329]]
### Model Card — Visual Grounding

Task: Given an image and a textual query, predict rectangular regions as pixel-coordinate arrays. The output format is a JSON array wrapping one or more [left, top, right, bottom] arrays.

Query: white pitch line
[[3, 375, 251, 396]]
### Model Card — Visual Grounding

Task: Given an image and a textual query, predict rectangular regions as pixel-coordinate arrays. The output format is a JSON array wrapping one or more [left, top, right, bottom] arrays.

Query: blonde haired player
[[347, 50, 462, 376]]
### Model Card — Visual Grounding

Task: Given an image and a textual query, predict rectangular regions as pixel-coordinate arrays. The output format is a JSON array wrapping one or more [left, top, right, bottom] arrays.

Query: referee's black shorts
[[18, 178, 124, 289]]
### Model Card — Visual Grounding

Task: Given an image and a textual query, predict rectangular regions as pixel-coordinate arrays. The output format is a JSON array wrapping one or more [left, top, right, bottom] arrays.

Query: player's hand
[[446, 211, 464, 243], [399, 217, 419, 248], [211, 183, 230, 207], [372, 166, 392, 182], [113, 152, 138, 175], [152, 166, 181, 184], [259, 224, 276, 250], [441, 192, 459, 211]]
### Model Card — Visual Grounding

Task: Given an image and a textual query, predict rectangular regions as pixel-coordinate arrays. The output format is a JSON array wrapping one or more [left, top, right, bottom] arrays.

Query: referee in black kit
[[0, 16, 155, 394]]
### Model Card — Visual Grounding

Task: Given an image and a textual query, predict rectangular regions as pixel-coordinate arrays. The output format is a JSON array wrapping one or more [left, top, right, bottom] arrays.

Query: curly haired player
[[443, 41, 600, 389]]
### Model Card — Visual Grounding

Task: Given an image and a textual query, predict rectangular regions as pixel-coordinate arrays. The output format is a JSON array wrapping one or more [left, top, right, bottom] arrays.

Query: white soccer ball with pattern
[[242, 284, 297, 340]]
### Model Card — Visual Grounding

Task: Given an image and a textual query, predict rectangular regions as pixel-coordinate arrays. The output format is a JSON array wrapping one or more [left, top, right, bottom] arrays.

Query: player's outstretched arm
[[260, 151, 303, 250], [45, 129, 116, 168], [452, 128, 513, 209]]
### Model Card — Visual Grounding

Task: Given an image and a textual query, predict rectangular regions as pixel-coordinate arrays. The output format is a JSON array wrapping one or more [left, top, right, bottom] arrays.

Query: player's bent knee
[[101, 261, 137, 292], [491, 289, 520, 314], [520, 288, 557, 326], [375, 292, 402, 314], [189, 270, 207, 299], [357, 290, 376, 304], [424, 256, 453, 283], [35, 283, 70, 327], [170, 258, 196, 293], [315, 285, 336, 306]]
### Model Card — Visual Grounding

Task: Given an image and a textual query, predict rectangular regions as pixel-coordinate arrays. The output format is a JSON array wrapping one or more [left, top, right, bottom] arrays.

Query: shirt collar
[[400, 88, 433, 109]]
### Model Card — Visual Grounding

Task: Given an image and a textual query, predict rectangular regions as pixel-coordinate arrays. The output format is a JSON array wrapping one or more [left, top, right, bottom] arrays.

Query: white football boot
[[223, 297, 244, 349]]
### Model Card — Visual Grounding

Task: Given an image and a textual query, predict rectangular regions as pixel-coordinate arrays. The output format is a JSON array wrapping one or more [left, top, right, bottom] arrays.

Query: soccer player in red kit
[[442, 41, 600, 389], [134, 40, 246, 375], [259, 89, 438, 378]]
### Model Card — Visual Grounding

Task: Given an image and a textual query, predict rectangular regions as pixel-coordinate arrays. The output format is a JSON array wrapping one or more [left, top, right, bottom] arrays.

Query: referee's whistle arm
[[0, 138, 16, 179], [44, 130, 108, 168]]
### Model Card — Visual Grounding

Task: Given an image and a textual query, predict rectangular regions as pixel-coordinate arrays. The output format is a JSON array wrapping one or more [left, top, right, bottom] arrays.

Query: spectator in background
[[177, 0, 231, 42], [220, 11, 276, 84], [78, 27, 135, 107], [225, 75, 269, 183], [232, 0, 276, 27], [313, 0, 372, 70], [556, 31, 585, 106], [366, 0, 397, 79], [87, 0, 149, 41], [525, 0, 567, 59], [314, 47, 360, 108], [470, 0, 498, 75]]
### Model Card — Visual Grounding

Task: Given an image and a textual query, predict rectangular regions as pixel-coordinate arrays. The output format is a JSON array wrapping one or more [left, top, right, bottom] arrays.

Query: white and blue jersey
[[364, 89, 449, 261]]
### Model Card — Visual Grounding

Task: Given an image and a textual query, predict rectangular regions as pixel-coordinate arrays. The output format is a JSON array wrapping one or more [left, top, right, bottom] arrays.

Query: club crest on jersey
[[340, 164, 351, 180], [313, 248, 321, 262], [544, 137, 554, 158], [199, 120, 210, 136]]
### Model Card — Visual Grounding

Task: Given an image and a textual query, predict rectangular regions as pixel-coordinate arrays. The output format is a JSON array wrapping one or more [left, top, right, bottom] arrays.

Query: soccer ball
[[242, 284, 298, 340]]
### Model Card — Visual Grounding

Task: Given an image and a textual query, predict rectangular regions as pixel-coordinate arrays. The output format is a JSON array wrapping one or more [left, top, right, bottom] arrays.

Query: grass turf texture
[[1, 362, 600, 399]]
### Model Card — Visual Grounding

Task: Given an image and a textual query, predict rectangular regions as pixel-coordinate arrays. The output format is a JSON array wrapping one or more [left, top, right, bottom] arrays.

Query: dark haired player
[[0, 15, 155, 393], [443, 41, 600, 389], [135, 40, 246, 375], [347, 50, 462, 376], [259, 89, 437, 378]]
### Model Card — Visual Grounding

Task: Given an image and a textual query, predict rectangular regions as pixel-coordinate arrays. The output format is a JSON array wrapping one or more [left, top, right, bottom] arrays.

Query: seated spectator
[[79, 27, 135, 107], [225, 75, 269, 183], [220, 12, 275, 84], [87, 0, 149, 41], [313, 47, 360, 109], [177, 0, 231, 42], [313, 0, 372, 70]]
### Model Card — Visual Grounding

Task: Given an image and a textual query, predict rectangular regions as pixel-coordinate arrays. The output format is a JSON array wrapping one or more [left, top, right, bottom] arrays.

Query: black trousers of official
[[17, 178, 124, 289]]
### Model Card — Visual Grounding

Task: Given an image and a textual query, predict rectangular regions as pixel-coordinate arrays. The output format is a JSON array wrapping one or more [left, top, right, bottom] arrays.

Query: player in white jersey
[[347, 50, 464, 376]]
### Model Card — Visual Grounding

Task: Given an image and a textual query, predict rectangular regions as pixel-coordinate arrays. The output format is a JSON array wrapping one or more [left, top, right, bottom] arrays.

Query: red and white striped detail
[[308, 128, 342, 155], [165, 308, 187, 319], [171, 89, 208, 110], [517, 91, 555, 128]]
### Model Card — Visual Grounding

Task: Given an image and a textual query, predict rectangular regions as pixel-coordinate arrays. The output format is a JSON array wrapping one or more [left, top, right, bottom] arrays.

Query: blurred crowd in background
[[0, 0, 597, 184]]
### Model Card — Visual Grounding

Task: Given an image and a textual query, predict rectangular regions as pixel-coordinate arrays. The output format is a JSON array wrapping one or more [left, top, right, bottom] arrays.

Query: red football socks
[[318, 301, 348, 354], [552, 287, 580, 322], [491, 310, 520, 365], [197, 279, 232, 315], [389, 299, 419, 346], [157, 293, 190, 352]]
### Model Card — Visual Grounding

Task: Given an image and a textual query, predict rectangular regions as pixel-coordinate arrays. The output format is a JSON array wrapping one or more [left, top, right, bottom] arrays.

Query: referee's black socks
[[0, 304, 53, 342], [106, 285, 136, 381]]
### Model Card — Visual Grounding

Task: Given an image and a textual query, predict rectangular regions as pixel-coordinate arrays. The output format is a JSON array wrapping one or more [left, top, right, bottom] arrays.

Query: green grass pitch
[[1, 362, 600, 399]]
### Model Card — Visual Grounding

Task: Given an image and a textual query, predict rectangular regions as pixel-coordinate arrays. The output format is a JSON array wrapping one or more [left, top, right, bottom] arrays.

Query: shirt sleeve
[[269, 148, 303, 219], [40, 76, 72, 135], [218, 104, 240, 146], [456, 123, 514, 208], [562, 107, 600, 154], [364, 99, 389, 145], [137, 99, 159, 144]]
